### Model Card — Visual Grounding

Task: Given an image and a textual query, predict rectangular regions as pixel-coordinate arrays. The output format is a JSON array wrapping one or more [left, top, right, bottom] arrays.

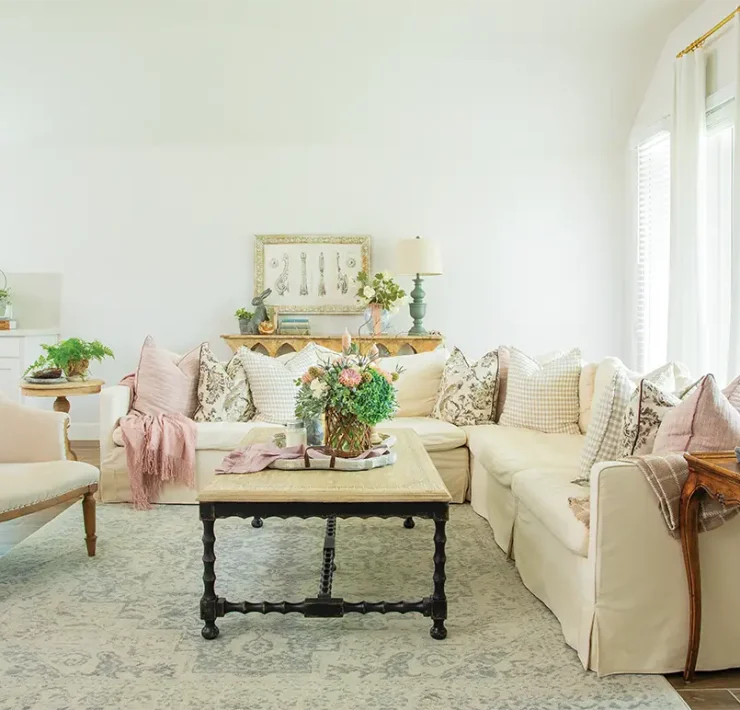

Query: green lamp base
[[408, 274, 427, 335]]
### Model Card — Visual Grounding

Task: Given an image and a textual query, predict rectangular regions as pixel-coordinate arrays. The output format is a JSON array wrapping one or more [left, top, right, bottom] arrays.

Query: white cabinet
[[0, 330, 60, 403]]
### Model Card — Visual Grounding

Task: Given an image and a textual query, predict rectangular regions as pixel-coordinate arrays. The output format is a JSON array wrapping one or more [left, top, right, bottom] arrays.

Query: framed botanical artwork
[[254, 234, 372, 314]]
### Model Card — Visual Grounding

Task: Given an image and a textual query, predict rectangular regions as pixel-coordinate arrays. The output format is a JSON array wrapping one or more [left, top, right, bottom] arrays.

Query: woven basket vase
[[324, 408, 371, 458]]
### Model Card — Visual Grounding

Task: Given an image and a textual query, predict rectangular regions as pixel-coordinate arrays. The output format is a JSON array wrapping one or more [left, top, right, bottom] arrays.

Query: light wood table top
[[20, 379, 104, 397], [199, 428, 452, 504]]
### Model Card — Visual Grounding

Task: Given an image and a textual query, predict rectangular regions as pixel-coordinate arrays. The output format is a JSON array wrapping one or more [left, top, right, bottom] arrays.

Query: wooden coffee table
[[197, 428, 452, 641]]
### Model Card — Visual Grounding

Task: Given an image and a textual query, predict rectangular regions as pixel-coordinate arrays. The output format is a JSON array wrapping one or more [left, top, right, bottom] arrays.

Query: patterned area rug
[[0, 503, 684, 710]]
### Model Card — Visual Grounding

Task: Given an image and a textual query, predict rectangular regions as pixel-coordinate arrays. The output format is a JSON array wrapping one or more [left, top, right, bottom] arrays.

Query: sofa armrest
[[0, 397, 67, 463], [586, 460, 740, 673], [100, 385, 131, 463]]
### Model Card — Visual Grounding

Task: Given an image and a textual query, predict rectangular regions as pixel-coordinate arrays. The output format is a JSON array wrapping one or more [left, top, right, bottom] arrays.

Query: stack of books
[[0, 319, 17, 331], [278, 315, 311, 336]]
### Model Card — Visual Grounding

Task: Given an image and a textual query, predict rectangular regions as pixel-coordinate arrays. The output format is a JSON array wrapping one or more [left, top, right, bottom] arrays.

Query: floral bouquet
[[355, 270, 406, 311], [295, 336, 401, 457]]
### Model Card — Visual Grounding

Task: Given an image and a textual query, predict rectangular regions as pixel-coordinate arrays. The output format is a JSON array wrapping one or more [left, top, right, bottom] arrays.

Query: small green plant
[[25, 338, 114, 377], [235, 308, 254, 321], [0, 287, 11, 303], [355, 271, 406, 311]]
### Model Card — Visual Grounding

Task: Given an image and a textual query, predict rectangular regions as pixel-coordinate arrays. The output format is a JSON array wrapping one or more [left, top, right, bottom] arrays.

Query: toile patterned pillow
[[620, 379, 682, 457], [432, 348, 499, 426], [193, 344, 256, 423]]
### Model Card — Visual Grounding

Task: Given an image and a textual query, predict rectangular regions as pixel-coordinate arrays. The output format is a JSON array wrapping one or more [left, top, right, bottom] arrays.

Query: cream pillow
[[239, 346, 320, 424], [499, 348, 581, 434], [380, 349, 448, 418]]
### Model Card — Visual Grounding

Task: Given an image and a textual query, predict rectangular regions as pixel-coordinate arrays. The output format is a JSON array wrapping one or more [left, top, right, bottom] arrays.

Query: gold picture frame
[[254, 234, 372, 314]]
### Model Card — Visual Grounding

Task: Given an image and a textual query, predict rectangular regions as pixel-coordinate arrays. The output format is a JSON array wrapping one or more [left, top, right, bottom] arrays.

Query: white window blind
[[635, 131, 671, 372]]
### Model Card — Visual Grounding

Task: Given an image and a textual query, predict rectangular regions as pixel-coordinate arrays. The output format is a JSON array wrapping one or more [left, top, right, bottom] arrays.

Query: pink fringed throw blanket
[[117, 374, 197, 509]]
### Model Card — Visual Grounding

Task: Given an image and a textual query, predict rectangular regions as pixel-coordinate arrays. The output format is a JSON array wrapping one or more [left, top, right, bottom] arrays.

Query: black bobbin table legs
[[430, 516, 447, 640], [403, 517, 415, 529], [200, 517, 220, 640]]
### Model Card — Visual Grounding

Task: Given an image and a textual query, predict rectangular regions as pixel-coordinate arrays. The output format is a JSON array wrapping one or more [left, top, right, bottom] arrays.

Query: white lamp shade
[[396, 237, 443, 276]]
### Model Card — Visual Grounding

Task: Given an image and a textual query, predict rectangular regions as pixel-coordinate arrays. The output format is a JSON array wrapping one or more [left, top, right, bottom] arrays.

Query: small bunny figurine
[[246, 289, 272, 334]]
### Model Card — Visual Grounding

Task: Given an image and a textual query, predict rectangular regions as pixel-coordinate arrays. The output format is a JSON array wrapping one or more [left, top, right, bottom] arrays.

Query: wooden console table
[[680, 452, 740, 681], [222, 334, 444, 357]]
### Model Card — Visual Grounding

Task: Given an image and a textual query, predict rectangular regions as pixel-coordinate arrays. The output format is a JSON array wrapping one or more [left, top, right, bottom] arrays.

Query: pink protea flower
[[301, 371, 314, 385], [339, 368, 362, 388]]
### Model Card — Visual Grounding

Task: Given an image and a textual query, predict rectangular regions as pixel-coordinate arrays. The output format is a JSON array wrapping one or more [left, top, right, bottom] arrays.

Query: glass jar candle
[[285, 421, 307, 448]]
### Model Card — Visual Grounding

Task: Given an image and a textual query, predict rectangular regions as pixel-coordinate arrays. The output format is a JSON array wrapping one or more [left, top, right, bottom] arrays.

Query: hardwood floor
[[1, 441, 738, 708]]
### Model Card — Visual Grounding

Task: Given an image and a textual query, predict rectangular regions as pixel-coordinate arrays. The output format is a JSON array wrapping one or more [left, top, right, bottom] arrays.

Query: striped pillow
[[239, 345, 321, 424], [499, 347, 581, 434]]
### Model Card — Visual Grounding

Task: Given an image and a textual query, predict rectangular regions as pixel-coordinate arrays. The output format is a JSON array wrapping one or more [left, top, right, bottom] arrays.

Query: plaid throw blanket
[[632, 453, 738, 538], [569, 454, 739, 537]]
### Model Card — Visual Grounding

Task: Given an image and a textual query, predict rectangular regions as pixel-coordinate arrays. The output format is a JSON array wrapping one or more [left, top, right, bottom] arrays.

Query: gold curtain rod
[[677, 5, 740, 58]]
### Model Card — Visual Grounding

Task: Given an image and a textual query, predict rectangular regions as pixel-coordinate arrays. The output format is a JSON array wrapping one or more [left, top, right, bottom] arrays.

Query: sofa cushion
[[0, 461, 100, 515], [464, 424, 584, 487], [499, 348, 581, 434], [240, 345, 320, 424], [512, 467, 589, 557], [193, 345, 255, 423], [578, 362, 597, 434], [432, 347, 499, 426], [654, 374, 740, 453], [380, 349, 448, 418], [113, 420, 276, 450], [113, 417, 465, 454], [377, 418, 466, 452], [133, 336, 201, 418]]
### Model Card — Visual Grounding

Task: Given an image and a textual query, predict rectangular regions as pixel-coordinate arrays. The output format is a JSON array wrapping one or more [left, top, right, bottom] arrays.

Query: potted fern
[[25, 338, 115, 381]]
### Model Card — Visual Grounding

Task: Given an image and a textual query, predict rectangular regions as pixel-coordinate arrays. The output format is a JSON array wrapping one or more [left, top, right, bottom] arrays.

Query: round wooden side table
[[20, 379, 104, 461]]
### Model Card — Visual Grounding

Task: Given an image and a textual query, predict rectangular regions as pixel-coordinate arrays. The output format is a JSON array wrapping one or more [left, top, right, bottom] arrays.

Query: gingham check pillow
[[499, 347, 581, 434], [574, 367, 634, 484], [239, 345, 321, 424]]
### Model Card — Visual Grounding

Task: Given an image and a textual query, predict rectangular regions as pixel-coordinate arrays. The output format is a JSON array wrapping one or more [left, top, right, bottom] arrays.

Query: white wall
[[0, 0, 685, 435]]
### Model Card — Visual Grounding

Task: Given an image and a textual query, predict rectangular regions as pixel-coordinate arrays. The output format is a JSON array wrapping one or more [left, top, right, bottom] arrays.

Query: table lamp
[[396, 236, 443, 335]]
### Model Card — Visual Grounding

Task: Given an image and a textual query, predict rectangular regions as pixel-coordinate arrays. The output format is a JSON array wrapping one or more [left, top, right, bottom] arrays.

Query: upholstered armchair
[[0, 396, 100, 556]]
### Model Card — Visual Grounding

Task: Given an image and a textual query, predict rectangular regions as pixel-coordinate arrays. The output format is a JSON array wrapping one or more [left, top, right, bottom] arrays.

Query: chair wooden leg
[[82, 491, 97, 557]]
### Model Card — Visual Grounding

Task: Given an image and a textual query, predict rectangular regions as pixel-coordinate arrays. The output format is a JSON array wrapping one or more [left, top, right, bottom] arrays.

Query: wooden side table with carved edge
[[221, 334, 444, 358], [680, 451, 740, 681], [20, 379, 105, 462]]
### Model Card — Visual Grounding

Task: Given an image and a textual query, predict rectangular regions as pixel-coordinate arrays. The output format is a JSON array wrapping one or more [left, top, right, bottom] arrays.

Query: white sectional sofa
[[98, 347, 740, 676], [99, 348, 470, 504]]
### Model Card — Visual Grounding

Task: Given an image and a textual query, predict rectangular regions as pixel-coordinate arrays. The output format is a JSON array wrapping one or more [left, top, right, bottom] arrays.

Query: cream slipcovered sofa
[[99, 348, 470, 504], [468, 356, 740, 676], [99, 347, 740, 676]]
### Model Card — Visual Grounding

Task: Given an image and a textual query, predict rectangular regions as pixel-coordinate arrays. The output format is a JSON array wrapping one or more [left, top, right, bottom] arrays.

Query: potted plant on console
[[25, 338, 114, 381], [235, 308, 254, 335], [294, 334, 401, 457]]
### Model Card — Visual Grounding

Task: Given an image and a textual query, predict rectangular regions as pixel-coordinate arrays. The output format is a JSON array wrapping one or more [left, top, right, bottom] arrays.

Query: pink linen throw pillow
[[132, 336, 201, 418], [653, 374, 740, 453]]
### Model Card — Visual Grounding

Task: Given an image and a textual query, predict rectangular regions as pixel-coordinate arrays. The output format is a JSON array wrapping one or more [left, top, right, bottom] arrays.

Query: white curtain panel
[[668, 49, 709, 376], [729, 15, 740, 382]]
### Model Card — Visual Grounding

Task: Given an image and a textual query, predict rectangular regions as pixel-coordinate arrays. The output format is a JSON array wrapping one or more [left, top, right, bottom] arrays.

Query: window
[[704, 116, 733, 384], [635, 102, 735, 380], [635, 132, 671, 372]]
